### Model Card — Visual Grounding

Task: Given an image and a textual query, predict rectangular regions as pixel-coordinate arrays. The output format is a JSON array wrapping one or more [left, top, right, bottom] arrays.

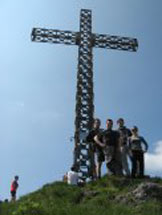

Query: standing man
[[117, 118, 132, 176], [10, 175, 19, 202], [86, 118, 104, 179], [94, 119, 119, 176]]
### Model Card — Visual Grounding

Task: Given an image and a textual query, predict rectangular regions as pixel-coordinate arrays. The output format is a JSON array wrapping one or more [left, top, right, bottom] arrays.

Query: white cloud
[[31, 110, 63, 123], [6, 101, 25, 110], [15, 101, 25, 108], [145, 140, 162, 177]]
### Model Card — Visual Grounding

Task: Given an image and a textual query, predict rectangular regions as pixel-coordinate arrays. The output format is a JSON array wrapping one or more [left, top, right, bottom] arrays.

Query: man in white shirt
[[67, 166, 79, 185]]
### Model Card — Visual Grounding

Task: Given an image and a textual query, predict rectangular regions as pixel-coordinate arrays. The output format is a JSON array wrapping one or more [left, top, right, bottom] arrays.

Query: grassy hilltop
[[1, 176, 162, 215]]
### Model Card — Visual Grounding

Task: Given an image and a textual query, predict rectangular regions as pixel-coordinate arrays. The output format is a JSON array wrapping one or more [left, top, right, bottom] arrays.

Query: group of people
[[87, 118, 148, 179], [64, 117, 148, 186]]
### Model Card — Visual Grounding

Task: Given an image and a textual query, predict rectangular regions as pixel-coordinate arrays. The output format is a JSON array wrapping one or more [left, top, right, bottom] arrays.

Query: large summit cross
[[31, 9, 138, 181]]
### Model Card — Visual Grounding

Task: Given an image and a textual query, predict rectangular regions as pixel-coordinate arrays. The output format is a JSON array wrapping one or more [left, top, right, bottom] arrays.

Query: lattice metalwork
[[74, 9, 94, 180], [31, 28, 78, 45], [94, 33, 138, 51], [31, 9, 138, 181]]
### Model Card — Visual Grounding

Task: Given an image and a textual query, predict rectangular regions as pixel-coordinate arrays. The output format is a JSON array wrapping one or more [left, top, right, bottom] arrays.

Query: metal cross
[[31, 9, 138, 181]]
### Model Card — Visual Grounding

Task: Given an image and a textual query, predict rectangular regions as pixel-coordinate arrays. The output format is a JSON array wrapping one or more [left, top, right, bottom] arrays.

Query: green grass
[[0, 176, 161, 215]]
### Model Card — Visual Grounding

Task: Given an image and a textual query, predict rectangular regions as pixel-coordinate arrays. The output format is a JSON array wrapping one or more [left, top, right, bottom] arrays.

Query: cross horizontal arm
[[31, 28, 79, 45], [93, 33, 138, 52]]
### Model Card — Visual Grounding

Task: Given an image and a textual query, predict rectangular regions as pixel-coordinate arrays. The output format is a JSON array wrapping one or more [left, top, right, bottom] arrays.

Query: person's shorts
[[96, 149, 105, 162], [11, 191, 16, 197]]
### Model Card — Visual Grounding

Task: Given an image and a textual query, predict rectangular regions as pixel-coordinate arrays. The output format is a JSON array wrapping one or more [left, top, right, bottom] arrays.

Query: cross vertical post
[[74, 10, 94, 180], [31, 9, 138, 181]]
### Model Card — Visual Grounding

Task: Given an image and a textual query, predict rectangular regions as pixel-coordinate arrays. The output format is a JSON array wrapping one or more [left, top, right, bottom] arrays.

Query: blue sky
[[0, 0, 162, 200]]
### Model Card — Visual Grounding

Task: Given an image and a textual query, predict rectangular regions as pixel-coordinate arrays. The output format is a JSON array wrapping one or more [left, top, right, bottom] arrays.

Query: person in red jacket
[[10, 175, 19, 202]]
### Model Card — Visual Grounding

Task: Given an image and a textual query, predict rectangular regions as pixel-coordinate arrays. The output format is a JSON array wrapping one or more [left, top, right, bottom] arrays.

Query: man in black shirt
[[86, 118, 104, 179], [117, 118, 132, 176], [94, 119, 120, 175]]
